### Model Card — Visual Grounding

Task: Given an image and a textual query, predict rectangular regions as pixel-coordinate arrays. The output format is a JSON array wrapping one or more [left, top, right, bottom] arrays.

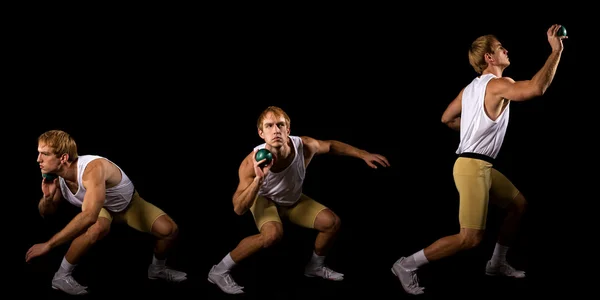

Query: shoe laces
[[407, 269, 421, 289], [222, 272, 243, 289], [502, 263, 518, 274], [63, 275, 86, 289], [316, 265, 340, 279], [153, 267, 179, 281]]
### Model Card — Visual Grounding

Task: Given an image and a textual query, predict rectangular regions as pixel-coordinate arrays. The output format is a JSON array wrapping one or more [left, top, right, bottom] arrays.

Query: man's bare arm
[[232, 154, 262, 215], [45, 160, 106, 249], [441, 88, 463, 131], [489, 25, 564, 102], [301, 135, 390, 169], [302, 136, 366, 158], [489, 50, 561, 102], [38, 181, 63, 217]]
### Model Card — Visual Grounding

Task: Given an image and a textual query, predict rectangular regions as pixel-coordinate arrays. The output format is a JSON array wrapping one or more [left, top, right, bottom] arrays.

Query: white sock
[[399, 249, 429, 270], [152, 254, 166, 267], [57, 257, 76, 276], [308, 251, 325, 268], [490, 243, 509, 266], [214, 253, 236, 274]]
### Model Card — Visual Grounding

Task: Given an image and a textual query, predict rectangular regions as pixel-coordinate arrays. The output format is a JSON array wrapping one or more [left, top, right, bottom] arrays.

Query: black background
[[13, 6, 591, 299]]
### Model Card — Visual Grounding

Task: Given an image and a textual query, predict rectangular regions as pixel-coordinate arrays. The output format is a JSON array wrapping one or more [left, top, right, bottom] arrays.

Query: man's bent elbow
[[232, 197, 244, 215], [441, 114, 454, 124], [233, 204, 247, 216], [528, 86, 545, 98], [441, 116, 454, 125], [517, 86, 544, 101], [38, 203, 55, 218]]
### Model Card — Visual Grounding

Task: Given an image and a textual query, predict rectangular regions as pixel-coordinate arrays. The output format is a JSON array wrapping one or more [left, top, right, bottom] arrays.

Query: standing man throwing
[[392, 24, 567, 295]]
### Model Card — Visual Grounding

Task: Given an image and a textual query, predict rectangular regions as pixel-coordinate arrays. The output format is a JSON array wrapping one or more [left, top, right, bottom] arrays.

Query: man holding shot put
[[207, 106, 390, 294], [27, 130, 186, 295]]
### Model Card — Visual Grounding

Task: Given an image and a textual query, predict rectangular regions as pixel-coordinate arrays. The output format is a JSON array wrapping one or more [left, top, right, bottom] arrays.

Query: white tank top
[[59, 155, 134, 212], [456, 73, 510, 159], [254, 136, 306, 206]]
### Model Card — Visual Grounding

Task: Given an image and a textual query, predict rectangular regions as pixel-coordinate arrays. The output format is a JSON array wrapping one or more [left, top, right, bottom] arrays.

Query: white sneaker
[[304, 265, 344, 281], [51, 272, 89, 296], [207, 265, 244, 294], [148, 264, 188, 282], [485, 260, 526, 278], [391, 257, 425, 295]]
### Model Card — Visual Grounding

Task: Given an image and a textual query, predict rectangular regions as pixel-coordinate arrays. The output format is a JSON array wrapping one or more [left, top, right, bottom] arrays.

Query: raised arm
[[488, 24, 565, 102], [301, 136, 390, 169], [232, 151, 273, 215], [441, 88, 463, 131], [45, 159, 107, 249]]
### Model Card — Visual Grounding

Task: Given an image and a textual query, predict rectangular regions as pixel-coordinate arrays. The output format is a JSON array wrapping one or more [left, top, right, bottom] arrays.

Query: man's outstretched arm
[[301, 136, 390, 169]]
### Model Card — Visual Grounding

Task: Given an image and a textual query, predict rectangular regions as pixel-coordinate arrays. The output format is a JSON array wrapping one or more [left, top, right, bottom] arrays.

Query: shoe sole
[[51, 285, 88, 295], [485, 271, 525, 278], [304, 273, 344, 281], [149, 276, 187, 281], [207, 277, 245, 294]]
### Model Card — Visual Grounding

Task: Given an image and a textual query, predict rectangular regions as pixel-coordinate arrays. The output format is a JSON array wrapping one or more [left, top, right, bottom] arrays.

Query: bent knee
[[152, 215, 179, 239], [508, 193, 528, 215], [86, 218, 111, 243], [315, 209, 341, 233], [260, 222, 283, 248], [459, 228, 484, 249]]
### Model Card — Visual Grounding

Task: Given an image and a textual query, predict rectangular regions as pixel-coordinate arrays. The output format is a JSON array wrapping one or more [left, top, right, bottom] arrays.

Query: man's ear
[[258, 128, 264, 139], [60, 153, 69, 163]]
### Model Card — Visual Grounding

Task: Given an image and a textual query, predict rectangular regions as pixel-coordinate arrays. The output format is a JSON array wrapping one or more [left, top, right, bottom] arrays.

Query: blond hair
[[468, 34, 498, 74], [256, 106, 291, 130], [38, 130, 78, 162]]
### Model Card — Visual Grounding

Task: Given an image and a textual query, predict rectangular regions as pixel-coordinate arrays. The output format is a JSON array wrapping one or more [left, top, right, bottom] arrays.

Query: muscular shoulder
[[83, 159, 105, 174], [239, 151, 256, 177], [488, 77, 515, 91], [300, 135, 317, 145], [82, 158, 118, 183], [300, 136, 318, 153]]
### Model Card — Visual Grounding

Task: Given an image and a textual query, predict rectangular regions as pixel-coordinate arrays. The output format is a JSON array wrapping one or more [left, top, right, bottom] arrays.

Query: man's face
[[258, 112, 289, 148], [490, 40, 510, 68], [37, 142, 62, 174]]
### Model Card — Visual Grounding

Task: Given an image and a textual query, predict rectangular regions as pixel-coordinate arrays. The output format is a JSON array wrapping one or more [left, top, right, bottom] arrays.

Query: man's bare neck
[[482, 66, 504, 78], [58, 159, 78, 183], [269, 140, 295, 172], [272, 144, 291, 159]]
